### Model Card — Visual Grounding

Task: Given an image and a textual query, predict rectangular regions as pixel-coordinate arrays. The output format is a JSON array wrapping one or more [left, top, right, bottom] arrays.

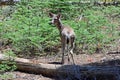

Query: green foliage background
[[0, 0, 120, 55]]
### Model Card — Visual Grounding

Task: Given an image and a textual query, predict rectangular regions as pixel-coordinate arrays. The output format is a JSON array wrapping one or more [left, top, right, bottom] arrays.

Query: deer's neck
[[55, 20, 63, 33]]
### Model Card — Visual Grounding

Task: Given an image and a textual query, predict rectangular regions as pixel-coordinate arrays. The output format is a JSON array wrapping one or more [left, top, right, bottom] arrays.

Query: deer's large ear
[[57, 14, 62, 19], [49, 12, 53, 17]]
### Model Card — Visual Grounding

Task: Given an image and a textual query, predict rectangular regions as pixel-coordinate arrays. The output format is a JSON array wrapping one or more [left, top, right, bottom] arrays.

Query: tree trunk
[[0, 53, 120, 79]]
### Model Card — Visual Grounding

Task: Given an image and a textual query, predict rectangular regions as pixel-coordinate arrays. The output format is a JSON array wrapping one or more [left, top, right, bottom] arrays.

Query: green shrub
[[0, 50, 17, 72], [0, 0, 119, 55]]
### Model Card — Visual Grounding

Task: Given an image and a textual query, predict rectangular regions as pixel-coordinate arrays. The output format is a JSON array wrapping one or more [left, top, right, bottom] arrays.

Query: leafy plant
[[0, 0, 119, 55], [0, 73, 13, 80], [0, 49, 17, 72]]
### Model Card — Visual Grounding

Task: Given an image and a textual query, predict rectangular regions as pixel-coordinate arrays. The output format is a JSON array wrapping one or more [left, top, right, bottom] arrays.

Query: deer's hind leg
[[70, 36, 75, 64]]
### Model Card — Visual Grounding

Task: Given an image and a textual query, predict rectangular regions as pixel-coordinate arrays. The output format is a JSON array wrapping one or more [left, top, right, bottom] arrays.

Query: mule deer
[[49, 13, 75, 64]]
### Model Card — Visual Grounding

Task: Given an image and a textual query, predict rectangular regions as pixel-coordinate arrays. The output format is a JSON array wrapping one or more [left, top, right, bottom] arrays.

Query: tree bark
[[0, 0, 20, 5], [0, 53, 120, 79]]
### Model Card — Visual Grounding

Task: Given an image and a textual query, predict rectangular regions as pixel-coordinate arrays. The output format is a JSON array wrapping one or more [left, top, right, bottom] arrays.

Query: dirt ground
[[1, 52, 120, 80], [0, 39, 120, 80]]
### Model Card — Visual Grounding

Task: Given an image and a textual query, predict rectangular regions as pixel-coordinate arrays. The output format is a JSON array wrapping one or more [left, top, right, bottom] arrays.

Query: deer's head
[[49, 12, 61, 25]]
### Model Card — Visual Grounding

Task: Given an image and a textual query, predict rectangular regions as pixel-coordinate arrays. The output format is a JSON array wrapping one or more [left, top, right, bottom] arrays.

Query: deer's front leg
[[61, 44, 65, 64], [61, 36, 66, 64]]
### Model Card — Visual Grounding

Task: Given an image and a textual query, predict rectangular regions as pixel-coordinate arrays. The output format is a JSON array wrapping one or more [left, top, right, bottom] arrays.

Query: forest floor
[[0, 32, 120, 79], [1, 41, 120, 80], [0, 27, 120, 80]]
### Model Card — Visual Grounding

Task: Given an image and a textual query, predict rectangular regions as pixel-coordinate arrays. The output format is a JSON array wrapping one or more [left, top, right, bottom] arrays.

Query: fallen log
[[0, 0, 20, 5], [0, 53, 120, 79]]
